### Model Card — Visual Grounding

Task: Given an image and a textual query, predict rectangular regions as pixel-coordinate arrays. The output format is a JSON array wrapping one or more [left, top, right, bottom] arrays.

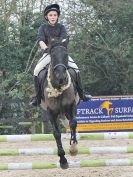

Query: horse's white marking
[[46, 66, 71, 98]]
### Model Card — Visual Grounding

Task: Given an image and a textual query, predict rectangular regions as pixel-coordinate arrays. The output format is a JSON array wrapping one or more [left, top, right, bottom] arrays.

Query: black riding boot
[[29, 76, 41, 106], [76, 72, 92, 102]]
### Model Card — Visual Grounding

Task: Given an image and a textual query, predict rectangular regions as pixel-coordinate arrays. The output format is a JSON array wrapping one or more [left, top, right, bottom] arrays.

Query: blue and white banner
[[75, 96, 133, 132]]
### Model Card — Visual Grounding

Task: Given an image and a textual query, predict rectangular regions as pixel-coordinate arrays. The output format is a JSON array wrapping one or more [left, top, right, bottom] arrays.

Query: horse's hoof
[[60, 157, 69, 169], [60, 162, 69, 169], [69, 144, 78, 156]]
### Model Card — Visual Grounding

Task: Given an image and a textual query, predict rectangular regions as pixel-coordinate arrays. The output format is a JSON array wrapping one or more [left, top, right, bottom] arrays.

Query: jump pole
[[0, 146, 133, 156], [0, 159, 133, 170], [0, 132, 133, 142]]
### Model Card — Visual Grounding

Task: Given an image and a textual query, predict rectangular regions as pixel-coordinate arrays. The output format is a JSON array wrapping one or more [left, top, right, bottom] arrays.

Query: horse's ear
[[62, 39, 66, 43], [61, 36, 69, 47]]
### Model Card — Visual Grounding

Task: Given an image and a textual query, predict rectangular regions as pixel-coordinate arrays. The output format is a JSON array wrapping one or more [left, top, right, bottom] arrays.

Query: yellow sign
[[67, 122, 133, 132]]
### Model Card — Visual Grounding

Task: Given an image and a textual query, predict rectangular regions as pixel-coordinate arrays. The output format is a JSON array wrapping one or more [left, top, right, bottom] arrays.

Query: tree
[[68, 0, 133, 95]]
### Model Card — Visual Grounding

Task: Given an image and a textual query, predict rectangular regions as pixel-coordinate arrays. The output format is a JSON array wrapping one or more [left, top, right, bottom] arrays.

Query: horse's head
[[48, 38, 69, 89]]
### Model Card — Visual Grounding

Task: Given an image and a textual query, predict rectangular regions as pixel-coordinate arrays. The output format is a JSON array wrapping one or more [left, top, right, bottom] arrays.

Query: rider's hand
[[41, 47, 49, 55]]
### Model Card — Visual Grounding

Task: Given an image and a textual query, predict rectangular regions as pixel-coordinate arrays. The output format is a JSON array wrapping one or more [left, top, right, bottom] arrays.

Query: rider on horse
[[29, 4, 91, 106]]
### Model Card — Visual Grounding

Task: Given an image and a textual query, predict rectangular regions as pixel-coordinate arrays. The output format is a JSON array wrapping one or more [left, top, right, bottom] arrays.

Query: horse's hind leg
[[48, 109, 68, 169]]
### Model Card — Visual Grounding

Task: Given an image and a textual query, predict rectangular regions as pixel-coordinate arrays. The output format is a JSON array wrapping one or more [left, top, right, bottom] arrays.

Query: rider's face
[[47, 11, 58, 25]]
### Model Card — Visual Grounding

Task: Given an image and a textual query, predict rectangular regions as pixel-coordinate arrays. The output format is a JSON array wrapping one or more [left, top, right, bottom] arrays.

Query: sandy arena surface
[[0, 138, 133, 177]]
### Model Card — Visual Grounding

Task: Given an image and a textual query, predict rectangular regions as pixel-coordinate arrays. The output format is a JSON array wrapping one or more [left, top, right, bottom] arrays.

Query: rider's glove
[[41, 47, 49, 55]]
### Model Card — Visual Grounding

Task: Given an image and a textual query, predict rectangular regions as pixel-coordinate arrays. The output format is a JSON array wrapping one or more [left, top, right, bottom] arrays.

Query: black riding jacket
[[37, 22, 68, 45]]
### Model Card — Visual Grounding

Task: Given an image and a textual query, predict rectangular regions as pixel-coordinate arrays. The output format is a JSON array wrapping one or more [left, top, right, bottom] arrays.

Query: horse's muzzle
[[59, 78, 64, 85]]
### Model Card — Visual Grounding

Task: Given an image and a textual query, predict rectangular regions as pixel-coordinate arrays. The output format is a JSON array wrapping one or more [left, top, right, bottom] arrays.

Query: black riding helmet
[[44, 4, 60, 20]]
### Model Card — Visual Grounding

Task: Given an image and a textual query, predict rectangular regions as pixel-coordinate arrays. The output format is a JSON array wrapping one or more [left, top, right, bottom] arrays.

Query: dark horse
[[39, 38, 79, 169]]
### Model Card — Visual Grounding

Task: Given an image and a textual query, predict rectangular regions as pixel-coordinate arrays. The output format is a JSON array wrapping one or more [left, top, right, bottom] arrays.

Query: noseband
[[53, 63, 67, 70]]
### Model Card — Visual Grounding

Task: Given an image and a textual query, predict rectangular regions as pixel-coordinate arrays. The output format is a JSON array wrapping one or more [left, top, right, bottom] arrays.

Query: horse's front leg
[[67, 103, 78, 156], [48, 109, 68, 169], [69, 119, 78, 156], [70, 118, 78, 145], [54, 126, 68, 169]]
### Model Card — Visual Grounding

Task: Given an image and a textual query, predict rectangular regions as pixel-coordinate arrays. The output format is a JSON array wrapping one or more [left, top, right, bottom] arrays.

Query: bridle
[[50, 45, 68, 71], [46, 43, 71, 98], [53, 63, 67, 70]]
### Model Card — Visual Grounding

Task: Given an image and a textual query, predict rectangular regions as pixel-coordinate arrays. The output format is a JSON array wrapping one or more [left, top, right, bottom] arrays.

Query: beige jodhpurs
[[34, 53, 79, 76]]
